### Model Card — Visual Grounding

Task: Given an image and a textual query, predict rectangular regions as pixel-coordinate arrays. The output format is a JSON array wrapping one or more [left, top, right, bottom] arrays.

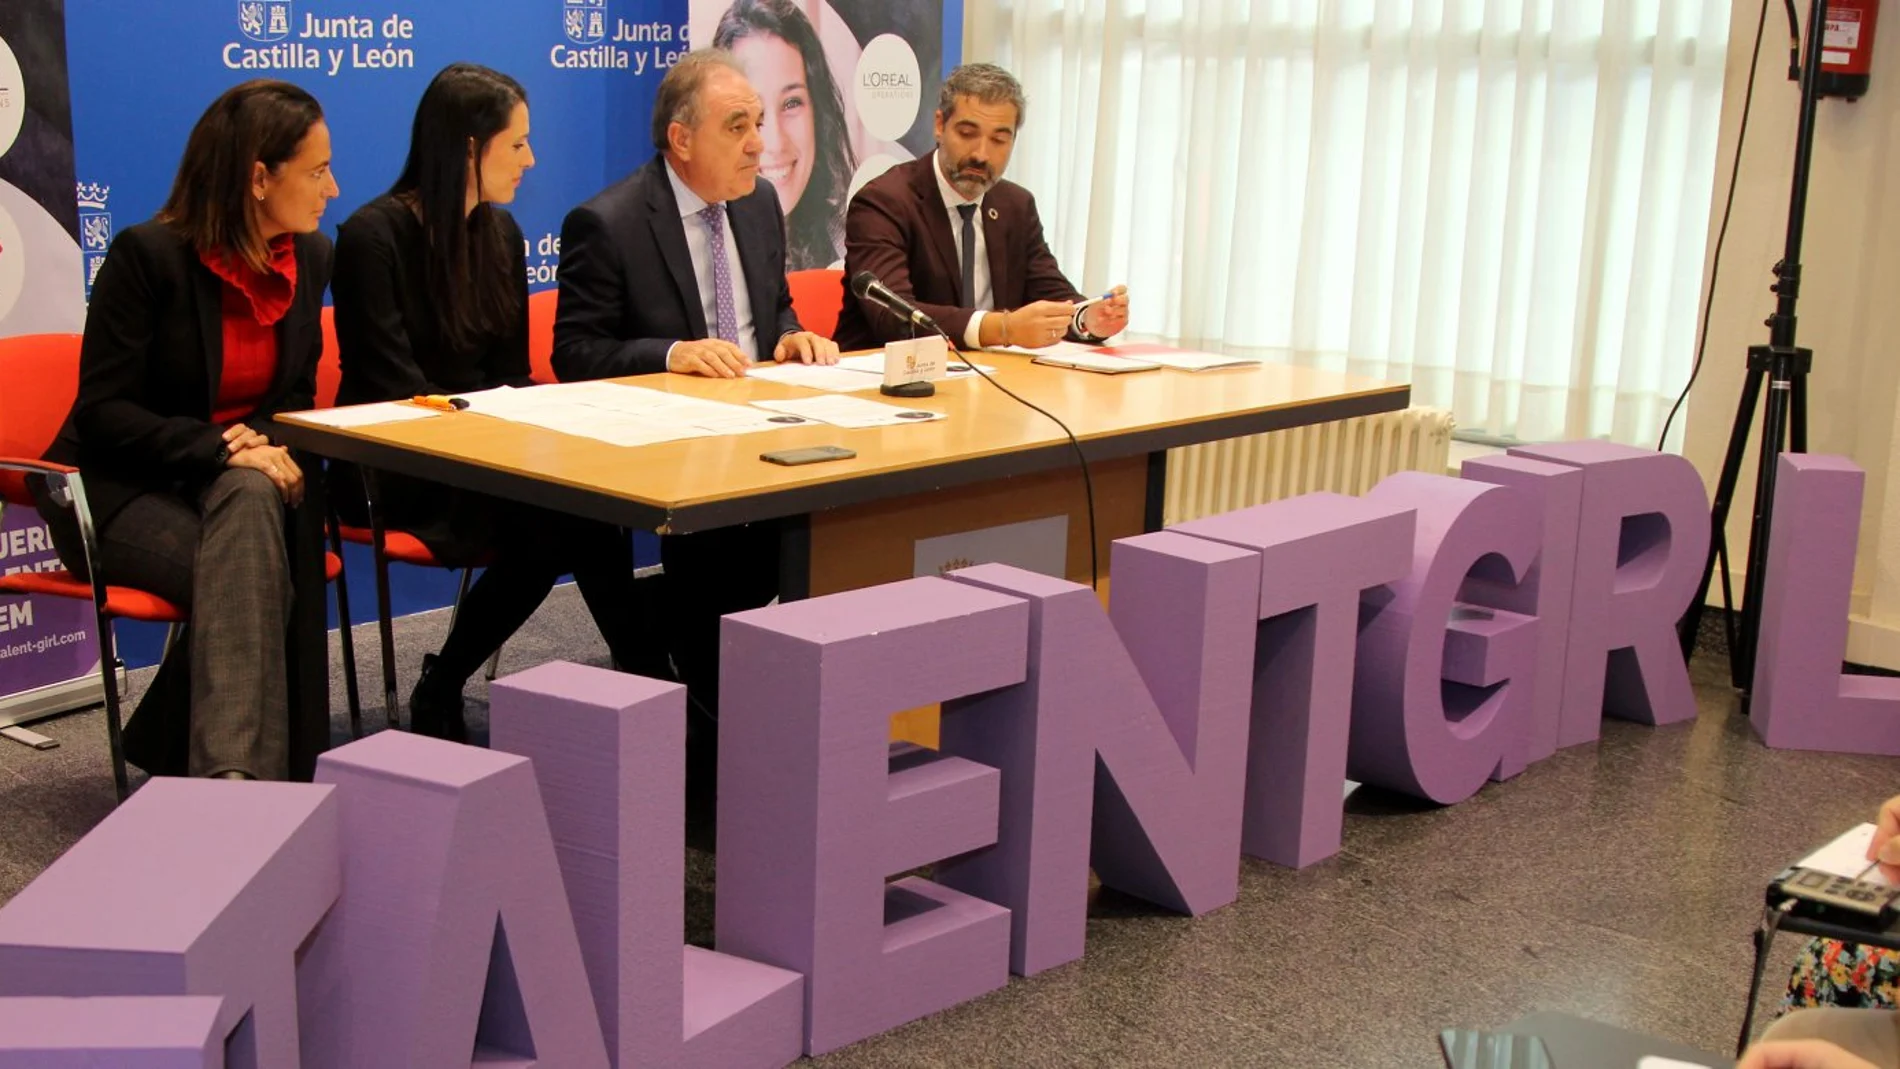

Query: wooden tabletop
[[273, 349, 1408, 534]]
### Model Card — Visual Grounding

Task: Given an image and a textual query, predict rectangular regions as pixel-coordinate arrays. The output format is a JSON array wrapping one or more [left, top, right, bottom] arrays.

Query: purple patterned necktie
[[699, 203, 739, 344]]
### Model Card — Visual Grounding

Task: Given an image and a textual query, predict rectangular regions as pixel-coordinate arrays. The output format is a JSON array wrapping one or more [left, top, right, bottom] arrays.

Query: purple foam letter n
[[490, 662, 805, 1067], [0, 997, 227, 1067], [1509, 442, 1710, 737], [0, 780, 337, 1069], [1349, 473, 1541, 802], [1173, 494, 1415, 868], [1751, 454, 1900, 753], [298, 731, 609, 1068], [717, 578, 1025, 1056]]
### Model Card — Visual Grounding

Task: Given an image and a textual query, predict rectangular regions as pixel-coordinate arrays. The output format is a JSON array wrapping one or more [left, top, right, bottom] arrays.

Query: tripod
[[1678, 0, 1828, 691]]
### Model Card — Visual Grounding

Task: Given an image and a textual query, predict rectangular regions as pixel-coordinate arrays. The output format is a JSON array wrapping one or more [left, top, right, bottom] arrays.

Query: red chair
[[528, 289, 559, 384], [0, 333, 357, 797], [787, 268, 845, 340], [318, 303, 501, 728]]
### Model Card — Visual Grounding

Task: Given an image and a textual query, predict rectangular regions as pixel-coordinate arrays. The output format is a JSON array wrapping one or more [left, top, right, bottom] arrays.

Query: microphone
[[850, 271, 942, 335]]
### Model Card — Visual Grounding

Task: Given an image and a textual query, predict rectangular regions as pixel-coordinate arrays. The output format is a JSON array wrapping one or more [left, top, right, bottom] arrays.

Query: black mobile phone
[[1439, 1029, 1553, 1069], [761, 445, 857, 466]]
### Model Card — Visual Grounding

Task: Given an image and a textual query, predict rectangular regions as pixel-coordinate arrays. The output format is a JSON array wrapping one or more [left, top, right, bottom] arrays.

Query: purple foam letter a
[[717, 578, 1025, 1055], [1461, 455, 1584, 763], [938, 532, 1258, 976], [0, 779, 337, 1069], [490, 662, 805, 1067], [1750, 454, 1900, 753], [0, 997, 226, 1068], [1349, 473, 1541, 802], [1509, 442, 1709, 736], [298, 731, 609, 1068], [1173, 494, 1415, 867]]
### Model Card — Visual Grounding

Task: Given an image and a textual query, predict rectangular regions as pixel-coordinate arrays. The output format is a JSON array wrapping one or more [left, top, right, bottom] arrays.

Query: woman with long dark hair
[[714, 0, 858, 269], [333, 63, 658, 740], [33, 79, 339, 780]]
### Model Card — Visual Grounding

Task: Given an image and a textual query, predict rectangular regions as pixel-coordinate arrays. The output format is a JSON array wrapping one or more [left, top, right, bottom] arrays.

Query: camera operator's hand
[[1739, 1039, 1879, 1069], [1866, 794, 1900, 881]]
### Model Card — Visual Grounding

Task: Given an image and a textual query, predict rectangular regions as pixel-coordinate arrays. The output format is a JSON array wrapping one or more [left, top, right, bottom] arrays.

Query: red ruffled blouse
[[202, 235, 298, 425]]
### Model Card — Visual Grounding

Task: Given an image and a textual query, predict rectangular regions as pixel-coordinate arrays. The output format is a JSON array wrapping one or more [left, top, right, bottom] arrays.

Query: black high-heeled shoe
[[408, 653, 468, 744]]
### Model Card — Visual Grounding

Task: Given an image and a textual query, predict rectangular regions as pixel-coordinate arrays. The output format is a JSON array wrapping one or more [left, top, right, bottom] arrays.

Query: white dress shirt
[[666, 161, 760, 363], [931, 151, 1099, 346], [931, 150, 994, 350]]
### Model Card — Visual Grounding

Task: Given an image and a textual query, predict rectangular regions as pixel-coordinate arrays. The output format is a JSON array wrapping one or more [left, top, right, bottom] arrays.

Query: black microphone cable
[[858, 276, 1102, 592]]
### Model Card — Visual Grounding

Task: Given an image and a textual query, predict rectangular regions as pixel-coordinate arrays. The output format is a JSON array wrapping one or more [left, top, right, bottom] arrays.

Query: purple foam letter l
[[1750, 454, 1900, 753], [1461, 454, 1584, 764], [1509, 441, 1710, 736], [298, 731, 609, 1068], [1173, 494, 1415, 868], [0, 779, 337, 1069], [716, 578, 1025, 1056], [938, 533, 1258, 976], [0, 996, 226, 1068], [490, 662, 805, 1067], [1349, 473, 1541, 803]]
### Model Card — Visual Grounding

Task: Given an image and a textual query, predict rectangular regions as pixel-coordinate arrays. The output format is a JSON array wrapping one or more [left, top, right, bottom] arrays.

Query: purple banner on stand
[[0, 503, 100, 698]]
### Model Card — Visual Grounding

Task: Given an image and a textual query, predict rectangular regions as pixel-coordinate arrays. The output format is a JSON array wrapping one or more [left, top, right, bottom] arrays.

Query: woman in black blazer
[[33, 80, 340, 781], [332, 63, 659, 741]]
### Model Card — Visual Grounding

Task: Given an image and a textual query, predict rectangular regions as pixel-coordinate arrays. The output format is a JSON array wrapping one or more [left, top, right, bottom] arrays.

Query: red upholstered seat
[[0, 552, 344, 623], [787, 268, 845, 341], [334, 524, 491, 568], [528, 289, 558, 384], [0, 570, 186, 623]]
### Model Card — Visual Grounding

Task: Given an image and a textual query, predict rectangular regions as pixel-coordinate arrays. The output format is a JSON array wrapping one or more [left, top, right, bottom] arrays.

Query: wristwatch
[[214, 443, 231, 467]]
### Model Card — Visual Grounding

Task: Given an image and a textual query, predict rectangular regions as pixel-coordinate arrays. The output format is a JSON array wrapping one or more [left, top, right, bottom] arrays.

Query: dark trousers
[[334, 467, 663, 689], [660, 521, 780, 788], [37, 469, 293, 779]]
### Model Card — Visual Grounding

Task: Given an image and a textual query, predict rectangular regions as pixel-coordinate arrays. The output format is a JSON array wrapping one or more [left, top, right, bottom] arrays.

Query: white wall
[[1686, 0, 1900, 666]]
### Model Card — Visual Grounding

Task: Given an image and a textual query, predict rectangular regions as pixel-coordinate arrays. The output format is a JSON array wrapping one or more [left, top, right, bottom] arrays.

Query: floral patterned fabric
[[1785, 938, 1900, 1011]]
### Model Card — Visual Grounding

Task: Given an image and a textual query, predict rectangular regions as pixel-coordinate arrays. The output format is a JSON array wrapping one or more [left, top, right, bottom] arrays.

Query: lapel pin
[[987, 207, 999, 221]]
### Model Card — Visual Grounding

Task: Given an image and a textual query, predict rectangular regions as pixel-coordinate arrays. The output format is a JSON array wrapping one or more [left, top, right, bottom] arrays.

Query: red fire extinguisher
[[1818, 0, 1881, 101]]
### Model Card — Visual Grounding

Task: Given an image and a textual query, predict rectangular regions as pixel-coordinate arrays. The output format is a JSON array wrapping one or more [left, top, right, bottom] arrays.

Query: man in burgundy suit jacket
[[835, 64, 1131, 352]]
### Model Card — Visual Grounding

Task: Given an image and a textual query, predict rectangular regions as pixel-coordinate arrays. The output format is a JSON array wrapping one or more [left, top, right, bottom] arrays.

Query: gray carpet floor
[[2, 585, 1895, 1067]]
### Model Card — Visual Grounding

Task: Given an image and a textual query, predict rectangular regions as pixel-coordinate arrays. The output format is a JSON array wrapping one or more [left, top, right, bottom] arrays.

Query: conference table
[[271, 350, 1410, 778]]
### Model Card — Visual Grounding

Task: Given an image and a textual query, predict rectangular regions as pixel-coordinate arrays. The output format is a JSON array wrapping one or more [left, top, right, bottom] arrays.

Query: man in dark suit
[[836, 63, 1131, 352], [553, 50, 839, 378], [553, 49, 838, 777]]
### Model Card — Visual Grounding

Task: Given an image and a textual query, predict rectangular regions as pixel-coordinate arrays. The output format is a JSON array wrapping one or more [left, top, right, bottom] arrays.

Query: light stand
[[1678, 0, 1828, 691]]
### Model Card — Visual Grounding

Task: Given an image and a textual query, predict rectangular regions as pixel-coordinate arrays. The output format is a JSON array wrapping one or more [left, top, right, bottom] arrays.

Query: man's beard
[[947, 157, 994, 198]]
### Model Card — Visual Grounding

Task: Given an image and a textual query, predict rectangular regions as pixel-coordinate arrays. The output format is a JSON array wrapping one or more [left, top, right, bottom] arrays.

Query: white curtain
[[966, 0, 1731, 445]]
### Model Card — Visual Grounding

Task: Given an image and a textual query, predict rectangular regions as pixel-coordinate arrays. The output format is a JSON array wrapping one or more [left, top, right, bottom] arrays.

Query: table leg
[[778, 513, 812, 603], [1144, 450, 1169, 533], [287, 456, 332, 780]]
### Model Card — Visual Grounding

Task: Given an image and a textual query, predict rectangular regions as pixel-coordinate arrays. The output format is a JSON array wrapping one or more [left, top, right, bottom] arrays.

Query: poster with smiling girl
[[691, 0, 945, 270]]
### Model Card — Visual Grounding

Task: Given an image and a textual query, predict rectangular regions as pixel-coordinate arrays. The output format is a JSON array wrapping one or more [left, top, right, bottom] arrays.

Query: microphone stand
[[1677, 0, 1826, 693]]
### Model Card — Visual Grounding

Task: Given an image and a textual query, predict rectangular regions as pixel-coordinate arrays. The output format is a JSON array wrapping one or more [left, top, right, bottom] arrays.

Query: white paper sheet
[[751, 396, 946, 429], [745, 363, 886, 392], [1798, 823, 1895, 885], [460, 381, 804, 443], [990, 341, 1257, 371], [294, 402, 445, 428]]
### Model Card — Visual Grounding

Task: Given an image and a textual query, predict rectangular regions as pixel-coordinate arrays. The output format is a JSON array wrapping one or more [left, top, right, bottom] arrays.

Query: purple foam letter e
[[717, 578, 1025, 1056]]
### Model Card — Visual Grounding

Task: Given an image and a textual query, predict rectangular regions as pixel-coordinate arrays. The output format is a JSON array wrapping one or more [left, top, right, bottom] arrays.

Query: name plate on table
[[882, 335, 949, 389]]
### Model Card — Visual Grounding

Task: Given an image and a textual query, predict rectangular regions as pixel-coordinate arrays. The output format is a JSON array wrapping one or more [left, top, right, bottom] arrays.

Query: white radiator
[[1165, 407, 1456, 525]]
